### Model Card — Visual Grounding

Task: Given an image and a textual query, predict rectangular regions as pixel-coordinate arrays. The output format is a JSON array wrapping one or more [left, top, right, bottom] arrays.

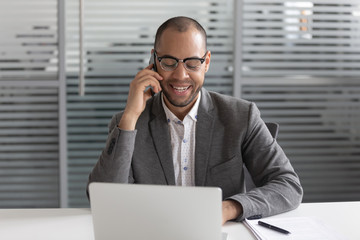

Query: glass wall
[[0, 0, 359, 208]]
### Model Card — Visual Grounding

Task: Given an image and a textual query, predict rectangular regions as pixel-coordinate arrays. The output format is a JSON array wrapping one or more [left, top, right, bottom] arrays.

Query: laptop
[[89, 182, 224, 240]]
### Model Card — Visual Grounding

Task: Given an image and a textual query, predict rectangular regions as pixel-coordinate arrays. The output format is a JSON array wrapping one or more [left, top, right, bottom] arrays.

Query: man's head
[[154, 16, 207, 52], [152, 16, 211, 116]]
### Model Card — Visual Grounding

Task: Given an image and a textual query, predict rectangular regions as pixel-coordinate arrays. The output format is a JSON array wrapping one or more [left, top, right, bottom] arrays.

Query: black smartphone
[[148, 52, 158, 96], [149, 52, 157, 72]]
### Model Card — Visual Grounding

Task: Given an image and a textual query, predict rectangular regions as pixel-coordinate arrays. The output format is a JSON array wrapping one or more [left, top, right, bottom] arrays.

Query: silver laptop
[[89, 182, 223, 240]]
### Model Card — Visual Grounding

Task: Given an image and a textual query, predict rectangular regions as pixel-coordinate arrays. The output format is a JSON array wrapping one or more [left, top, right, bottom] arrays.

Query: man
[[88, 16, 303, 224]]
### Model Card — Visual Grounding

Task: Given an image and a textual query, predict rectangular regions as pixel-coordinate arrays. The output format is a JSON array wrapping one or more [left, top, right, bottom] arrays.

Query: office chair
[[244, 122, 279, 191], [264, 122, 279, 140]]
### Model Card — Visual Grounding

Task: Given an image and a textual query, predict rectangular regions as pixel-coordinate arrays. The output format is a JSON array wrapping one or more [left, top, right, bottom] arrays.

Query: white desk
[[225, 201, 359, 240], [0, 202, 358, 240]]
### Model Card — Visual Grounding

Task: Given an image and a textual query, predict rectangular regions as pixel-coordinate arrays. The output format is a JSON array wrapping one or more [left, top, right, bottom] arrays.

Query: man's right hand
[[118, 64, 163, 130]]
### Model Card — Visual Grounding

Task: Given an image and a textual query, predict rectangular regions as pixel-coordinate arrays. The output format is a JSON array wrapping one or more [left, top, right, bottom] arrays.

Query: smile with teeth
[[172, 85, 190, 92]]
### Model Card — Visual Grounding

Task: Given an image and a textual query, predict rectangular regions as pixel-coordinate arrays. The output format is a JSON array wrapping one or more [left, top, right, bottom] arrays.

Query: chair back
[[265, 122, 279, 139]]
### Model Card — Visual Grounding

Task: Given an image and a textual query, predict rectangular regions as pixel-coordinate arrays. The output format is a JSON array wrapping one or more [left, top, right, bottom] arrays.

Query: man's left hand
[[222, 200, 243, 225]]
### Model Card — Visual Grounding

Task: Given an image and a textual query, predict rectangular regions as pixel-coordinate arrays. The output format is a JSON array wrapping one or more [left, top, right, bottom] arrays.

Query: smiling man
[[88, 16, 303, 224]]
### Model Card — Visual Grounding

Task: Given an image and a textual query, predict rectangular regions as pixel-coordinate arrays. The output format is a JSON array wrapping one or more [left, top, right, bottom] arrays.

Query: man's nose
[[171, 62, 189, 80]]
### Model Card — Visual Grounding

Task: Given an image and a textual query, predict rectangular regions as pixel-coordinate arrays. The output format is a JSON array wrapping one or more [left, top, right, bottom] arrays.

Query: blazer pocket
[[209, 155, 243, 198]]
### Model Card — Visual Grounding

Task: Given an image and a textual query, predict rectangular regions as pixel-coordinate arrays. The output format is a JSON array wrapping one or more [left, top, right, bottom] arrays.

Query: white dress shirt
[[161, 92, 201, 186]]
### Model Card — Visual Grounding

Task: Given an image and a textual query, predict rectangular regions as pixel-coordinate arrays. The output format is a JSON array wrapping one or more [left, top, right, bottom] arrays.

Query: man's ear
[[204, 51, 211, 73]]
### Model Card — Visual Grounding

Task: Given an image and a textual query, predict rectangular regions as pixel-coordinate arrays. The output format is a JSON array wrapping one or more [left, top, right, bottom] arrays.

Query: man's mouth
[[171, 85, 191, 93]]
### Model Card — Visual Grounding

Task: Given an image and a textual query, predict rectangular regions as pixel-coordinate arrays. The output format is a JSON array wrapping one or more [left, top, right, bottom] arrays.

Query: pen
[[258, 221, 291, 234]]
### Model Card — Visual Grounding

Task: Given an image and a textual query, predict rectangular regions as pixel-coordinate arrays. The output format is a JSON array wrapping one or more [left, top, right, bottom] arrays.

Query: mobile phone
[[149, 52, 157, 72], [148, 52, 157, 96]]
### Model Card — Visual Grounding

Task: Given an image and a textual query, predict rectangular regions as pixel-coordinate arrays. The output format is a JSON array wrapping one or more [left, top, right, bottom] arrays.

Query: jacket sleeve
[[87, 113, 137, 196], [228, 102, 303, 221]]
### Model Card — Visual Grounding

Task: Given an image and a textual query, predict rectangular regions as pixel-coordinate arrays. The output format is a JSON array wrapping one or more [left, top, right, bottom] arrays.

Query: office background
[[0, 0, 359, 208]]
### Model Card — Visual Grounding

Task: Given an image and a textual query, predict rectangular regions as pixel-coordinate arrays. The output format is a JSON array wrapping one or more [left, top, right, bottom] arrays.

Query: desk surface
[[0, 201, 358, 240]]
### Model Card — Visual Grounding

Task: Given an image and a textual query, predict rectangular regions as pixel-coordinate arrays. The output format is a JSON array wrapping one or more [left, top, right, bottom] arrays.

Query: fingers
[[119, 65, 164, 129], [124, 66, 163, 116], [134, 73, 162, 93], [134, 66, 163, 93], [145, 64, 154, 70], [142, 64, 163, 80]]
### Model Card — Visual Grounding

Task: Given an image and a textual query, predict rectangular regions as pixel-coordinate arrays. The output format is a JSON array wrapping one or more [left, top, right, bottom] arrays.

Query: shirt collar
[[162, 91, 201, 123]]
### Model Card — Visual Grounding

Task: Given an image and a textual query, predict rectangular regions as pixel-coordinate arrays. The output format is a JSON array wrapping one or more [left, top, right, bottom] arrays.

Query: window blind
[[0, 86, 60, 207], [0, 0, 58, 80], [238, 0, 360, 202], [0, 0, 59, 208], [241, 0, 360, 78], [66, 0, 235, 207]]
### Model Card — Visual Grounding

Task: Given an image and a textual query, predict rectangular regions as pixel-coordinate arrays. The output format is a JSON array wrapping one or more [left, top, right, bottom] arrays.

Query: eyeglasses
[[154, 51, 208, 72]]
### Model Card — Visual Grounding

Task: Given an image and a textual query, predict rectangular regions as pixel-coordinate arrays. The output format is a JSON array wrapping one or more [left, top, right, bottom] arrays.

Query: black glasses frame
[[154, 51, 208, 72]]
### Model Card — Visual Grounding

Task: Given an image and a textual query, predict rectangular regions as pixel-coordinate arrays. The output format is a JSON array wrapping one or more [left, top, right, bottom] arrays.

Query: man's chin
[[165, 96, 191, 108], [166, 93, 199, 108], [162, 86, 201, 108], [169, 100, 192, 108]]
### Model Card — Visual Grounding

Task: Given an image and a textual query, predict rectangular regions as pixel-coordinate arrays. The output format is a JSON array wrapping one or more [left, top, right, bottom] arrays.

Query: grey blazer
[[88, 88, 303, 221]]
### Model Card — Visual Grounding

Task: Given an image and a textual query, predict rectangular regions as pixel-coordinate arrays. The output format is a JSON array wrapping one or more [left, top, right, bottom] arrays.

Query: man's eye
[[186, 65, 198, 70], [163, 62, 177, 67], [162, 59, 177, 67], [185, 60, 201, 69]]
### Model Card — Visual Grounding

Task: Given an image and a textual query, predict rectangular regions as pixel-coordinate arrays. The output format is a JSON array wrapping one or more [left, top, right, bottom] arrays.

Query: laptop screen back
[[89, 182, 222, 240]]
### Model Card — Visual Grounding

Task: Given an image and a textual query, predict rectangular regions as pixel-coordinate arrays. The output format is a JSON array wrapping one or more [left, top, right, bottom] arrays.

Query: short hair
[[154, 16, 207, 51]]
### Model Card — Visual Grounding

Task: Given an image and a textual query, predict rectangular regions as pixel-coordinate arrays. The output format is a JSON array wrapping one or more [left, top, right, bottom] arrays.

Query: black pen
[[258, 221, 291, 234]]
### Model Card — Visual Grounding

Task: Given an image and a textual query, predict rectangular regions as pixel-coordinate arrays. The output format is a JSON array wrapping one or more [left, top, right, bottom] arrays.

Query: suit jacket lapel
[[149, 94, 176, 185], [195, 88, 215, 186]]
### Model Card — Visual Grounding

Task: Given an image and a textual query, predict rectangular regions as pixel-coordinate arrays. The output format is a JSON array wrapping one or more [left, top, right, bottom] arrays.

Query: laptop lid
[[89, 182, 222, 240]]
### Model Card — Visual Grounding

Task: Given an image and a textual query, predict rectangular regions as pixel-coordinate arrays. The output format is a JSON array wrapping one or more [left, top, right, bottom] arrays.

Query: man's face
[[154, 28, 211, 109]]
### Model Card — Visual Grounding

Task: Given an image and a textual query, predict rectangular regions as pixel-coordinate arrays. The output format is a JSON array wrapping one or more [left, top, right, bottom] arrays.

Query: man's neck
[[163, 93, 200, 121]]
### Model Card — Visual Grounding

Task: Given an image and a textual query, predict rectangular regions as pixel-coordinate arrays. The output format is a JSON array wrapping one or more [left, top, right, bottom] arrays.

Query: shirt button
[[184, 167, 188, 171], [183, 139, 187, 143]]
